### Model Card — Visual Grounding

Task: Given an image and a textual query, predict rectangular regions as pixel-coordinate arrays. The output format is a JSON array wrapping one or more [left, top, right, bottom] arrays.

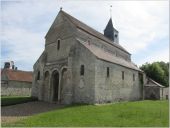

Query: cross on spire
[[110, 5, 112, 19]]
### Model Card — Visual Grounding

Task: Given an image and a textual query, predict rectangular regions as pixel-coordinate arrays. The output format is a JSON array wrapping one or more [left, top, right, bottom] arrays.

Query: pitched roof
[[77, 38, 141, 71], [61, 10, 130, 54], [146, 78, 165, 88], [1, 69, 33, 82]]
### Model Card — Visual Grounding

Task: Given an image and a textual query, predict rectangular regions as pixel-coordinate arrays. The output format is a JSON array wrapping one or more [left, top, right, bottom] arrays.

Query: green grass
[[3, 100, 169, 127], [1, 96, 37, 106]]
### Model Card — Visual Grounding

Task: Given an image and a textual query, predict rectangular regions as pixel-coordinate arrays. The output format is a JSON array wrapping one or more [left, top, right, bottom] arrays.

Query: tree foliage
[[140, 61, 169, 87]]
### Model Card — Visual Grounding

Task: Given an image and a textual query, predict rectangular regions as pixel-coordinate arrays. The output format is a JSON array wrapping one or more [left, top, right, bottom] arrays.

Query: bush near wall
[[1, 96, 38, 106]]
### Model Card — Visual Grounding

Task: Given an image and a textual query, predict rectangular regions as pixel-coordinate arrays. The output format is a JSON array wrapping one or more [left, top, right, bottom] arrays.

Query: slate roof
[[104, 18, 114, 31], [61, 10, 130, 54], [77, 38, 141, 71], [1, 69, 33, 82]]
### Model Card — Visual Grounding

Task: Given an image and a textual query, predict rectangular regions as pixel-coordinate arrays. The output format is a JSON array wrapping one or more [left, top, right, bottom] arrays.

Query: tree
[[140, 61, 169, 87]]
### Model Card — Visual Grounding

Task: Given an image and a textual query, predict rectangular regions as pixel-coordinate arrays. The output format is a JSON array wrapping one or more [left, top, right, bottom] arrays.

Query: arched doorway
[[52, 70, 59, 102]]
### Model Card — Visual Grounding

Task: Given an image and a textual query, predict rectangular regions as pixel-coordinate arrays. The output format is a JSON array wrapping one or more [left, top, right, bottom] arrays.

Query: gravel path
[[1, 101, 64, 124]]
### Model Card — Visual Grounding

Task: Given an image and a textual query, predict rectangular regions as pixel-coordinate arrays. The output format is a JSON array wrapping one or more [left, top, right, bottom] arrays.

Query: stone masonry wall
[[162, 87, 169, 99], [1, 81, 32, 96], [32, 13, 77, 101], [71, 42, 96, 104], [94, 59, 142, 103]]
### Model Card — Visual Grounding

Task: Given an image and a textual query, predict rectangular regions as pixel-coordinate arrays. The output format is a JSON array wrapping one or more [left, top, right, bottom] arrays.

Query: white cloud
[[1, 26, 44, 70], [1, 0, 169, 70], [136, 48, 169, 66]]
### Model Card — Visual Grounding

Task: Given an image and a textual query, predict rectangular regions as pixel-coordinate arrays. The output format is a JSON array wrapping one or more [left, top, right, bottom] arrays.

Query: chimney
[[4, 62, 10, 69], [10, 61, 15, 69], [12, 65, 15, 70]]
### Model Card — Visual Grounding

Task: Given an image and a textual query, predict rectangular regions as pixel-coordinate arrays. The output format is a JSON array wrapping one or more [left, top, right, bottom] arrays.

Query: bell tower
[[104, 18, 119, 44], [104, 6, 119, 44]]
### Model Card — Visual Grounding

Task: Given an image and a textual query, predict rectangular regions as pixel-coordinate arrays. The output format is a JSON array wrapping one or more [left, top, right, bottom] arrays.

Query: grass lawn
[[2, 100, 169, 127], [1, 96, 37, 106]]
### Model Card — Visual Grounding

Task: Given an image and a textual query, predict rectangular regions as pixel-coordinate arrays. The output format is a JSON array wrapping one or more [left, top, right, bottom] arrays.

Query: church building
[[31, 9, 144, 104]]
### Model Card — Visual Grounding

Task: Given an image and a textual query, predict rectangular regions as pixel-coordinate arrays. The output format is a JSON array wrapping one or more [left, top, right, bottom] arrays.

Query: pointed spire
[[104, 6, 119, 44], [105, 18, 114, 31]]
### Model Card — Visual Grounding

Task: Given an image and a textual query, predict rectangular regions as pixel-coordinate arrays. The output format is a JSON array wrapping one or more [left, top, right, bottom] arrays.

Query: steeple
[[104, 6, 119, 44], [104, 18, 119, 44]]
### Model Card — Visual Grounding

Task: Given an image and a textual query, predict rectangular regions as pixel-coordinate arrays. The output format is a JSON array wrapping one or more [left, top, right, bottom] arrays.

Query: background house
[[144, 78, 169, 100], [1, 61, 33, 96]]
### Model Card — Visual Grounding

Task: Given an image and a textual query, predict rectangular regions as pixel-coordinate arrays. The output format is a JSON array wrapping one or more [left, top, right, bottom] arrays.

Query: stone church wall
[[94, 59, 142, 103], [45, 37, 76, 62], [31, 52, 45, 99], [45, 12, 77, 45], [31, 15, 77, 101], [71, 42, 96, 104]]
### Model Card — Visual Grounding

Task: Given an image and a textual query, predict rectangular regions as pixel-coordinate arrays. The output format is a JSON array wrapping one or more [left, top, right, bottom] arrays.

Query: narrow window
[[57, 39, 60, 50], [37, 71, 40, 80], [133, 74, 135, 81], [80, 65, 84, 76], [122, 71, 124, 80], [107, 67, 109, 77]]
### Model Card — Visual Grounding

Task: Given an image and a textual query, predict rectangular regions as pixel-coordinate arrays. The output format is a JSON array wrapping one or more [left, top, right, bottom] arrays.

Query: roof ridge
[[1, 68, 33, 73], [61, 10, 130, 54], [149, 78, 164, 87], [1, 69, 33, 82], [76, 38, 140, 71]]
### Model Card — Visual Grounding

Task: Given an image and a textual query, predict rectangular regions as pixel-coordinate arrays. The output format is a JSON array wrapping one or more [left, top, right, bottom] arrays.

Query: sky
[[1, 0, 169, 71]]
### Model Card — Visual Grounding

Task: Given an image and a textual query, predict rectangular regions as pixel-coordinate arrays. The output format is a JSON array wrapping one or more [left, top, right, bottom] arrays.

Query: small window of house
[[37, 71, 40, 80], [133, 74, 135, 81], [57, 39, 60, 50], [80, 65, 84, 76], [107, 67, 109, 77], [122, 71, 124, 80]]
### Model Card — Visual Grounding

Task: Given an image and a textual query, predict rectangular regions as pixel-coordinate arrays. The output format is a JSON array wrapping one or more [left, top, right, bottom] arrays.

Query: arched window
[[57, 39, 60, 50], [80, 65, 84, 76], [37, 71, 40, 80]]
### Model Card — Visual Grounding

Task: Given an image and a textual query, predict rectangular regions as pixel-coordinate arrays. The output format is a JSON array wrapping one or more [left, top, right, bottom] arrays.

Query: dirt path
[[1, 101, 64, 124]]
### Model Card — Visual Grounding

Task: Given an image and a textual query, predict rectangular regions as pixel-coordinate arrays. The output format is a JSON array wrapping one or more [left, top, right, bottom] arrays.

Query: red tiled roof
[[1, 69, 33, 82]]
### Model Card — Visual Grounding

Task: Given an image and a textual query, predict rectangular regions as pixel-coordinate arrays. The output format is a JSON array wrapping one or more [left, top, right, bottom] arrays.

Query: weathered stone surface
[[31, 10, 143, 104], [1, 81, 31, 96]]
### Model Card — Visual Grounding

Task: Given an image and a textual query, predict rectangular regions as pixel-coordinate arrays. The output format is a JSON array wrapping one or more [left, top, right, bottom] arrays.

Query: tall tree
[[140, 61, 169, 87]]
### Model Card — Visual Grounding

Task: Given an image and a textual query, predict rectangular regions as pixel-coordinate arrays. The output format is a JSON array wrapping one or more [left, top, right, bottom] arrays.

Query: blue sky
[[1, 0, 169, 71]]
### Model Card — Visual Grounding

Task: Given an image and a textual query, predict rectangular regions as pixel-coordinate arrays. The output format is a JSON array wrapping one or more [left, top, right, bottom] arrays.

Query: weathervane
[[110, 5, 112, 19]]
